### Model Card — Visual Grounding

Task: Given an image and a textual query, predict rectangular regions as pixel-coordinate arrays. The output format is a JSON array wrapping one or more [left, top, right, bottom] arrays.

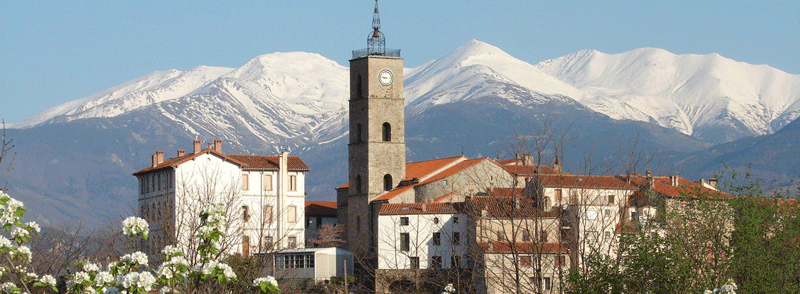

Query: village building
[[133, 139, 309, 259], [305, 201, 339, 247]]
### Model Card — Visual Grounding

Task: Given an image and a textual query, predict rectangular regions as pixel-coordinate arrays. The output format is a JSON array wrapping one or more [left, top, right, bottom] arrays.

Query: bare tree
[[0, 120, 15, 190]]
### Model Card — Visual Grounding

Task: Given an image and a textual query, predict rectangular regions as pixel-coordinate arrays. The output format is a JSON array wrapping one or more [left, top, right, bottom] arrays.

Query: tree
[[309, 223, 345, 248], [0, 120, 15, 191]]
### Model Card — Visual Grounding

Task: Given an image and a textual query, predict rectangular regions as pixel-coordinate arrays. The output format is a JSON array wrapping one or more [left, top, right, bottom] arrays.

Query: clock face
[[378, 69, 393, 86]]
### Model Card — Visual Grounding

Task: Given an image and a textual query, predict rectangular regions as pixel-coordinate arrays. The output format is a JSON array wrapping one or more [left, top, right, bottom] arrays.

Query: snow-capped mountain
[[4, 39, 799, 226], [535, 48, 800, 143]]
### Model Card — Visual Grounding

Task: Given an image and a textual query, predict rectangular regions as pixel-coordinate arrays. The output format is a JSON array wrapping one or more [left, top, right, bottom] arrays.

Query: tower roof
[[352, 0, 400, 59]]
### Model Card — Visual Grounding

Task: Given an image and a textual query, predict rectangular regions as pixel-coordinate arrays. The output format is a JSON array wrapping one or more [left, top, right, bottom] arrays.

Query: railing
[[352, 48, 401, 59]]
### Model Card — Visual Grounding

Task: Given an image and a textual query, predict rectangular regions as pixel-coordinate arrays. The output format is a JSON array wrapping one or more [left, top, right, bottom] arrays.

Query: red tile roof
[[467, 195, 560, 218], [336, 156, 467, 191], [477, 241, 569, 253], [133, 149, 308, 175], [305, 201, 337, 217], [620, 174, 732, 199], [533, 174, 638, 190], [378, 202, 464, 214], [227, 154, 309, 171], [432, 190, 461, 203]]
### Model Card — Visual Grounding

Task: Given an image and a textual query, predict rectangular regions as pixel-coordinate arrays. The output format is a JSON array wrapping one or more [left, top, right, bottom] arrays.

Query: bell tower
[[348, 0, 405, 202], [346, 0, 405, 255]]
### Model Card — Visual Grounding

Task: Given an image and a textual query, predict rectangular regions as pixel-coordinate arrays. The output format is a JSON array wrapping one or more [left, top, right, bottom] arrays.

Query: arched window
[[356, 74, 363, 99], [384, 174, 393, 191], [356, 123, 363, 143], [355, 175, 362, 194], [382, 122, 391, 142]]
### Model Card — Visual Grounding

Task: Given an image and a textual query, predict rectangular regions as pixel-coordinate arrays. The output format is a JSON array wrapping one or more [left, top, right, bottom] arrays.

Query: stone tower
[[346, 0, 405, 254]]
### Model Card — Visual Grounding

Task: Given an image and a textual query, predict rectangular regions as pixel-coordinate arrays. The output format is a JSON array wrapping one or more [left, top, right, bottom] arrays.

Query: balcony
[[352, 48, 401, 59]]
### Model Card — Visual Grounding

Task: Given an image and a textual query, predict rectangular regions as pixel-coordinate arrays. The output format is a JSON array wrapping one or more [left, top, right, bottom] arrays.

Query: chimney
[[214, 139, 222, 153], [151, 154, 158, 168], [208, 143, 212, 149], [177, 150, 185, 157], [422, 202, 427, 212], [523, 153, 534, 166], [156, 151, 164, 164], [515, 197, 520, 209], [481, 209, 487, 218], [708, 178, 717, 188], [670, 175, 679, 186], [193, 140, 201, 154], [553, 155, 562, 172], [646, 170, 654, 188]]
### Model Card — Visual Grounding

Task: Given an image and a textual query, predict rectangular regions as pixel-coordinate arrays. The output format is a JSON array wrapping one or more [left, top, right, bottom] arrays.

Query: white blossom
[[120, 251, 148, 266], [95, 271, 114, 287], [11, 227, 29, 239], [83, 262, 100, 273], [0, 236, 12, 249], [25, 221, 41, 234], [40, 274, 57, 287], [122, 217, 149, 238], [15, 245, 32, 262], [118, 271, 155, 291], [73, 271, 91, 284], [0, 282, 16, 292], [103, 286, 120, 294], [161, 245, 181, 257], [253, 276, 278, 287]]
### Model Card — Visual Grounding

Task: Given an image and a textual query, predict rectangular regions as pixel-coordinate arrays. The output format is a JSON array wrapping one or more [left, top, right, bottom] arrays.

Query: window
[[410, 257, 419, 269], [400, 233, 410, 251], [570, 190, 579, 204], [451, 255, 462, 269], [608, 195, 615, 204], [520, 255, 532, 267], [263, 174, 273, 191], [384, 174, 393, 191], [453, 217, 459, 224], [452, 232, 460, 245], [242, 205, 250, 222], [433, 232, 441, 246], [544, 196, 551, 209], [543, 277, 552, 290], [400, 217, 409, 226], [604, 231, 612, 239], [522, 230, 531, 242], [287, 236, 297, 248], [279, 254, 314, 269], [497, 230, 505, 242], [316, 217, 322, 228], [382, 122, 391, 141], [355, 123, 363, 142], [242, 236, 250, 256], [586, 209, 598, 220], [356, 74, 363, 99], [263, 205, 273, 223], [287, 205, 297, 223], [263, 236, 273, 249], [289, 175, 297, 191], [433, 217, 439, 224], [540, 230, 548, 242], [554, 189, 562, 202], [604, 209, 612, 218], [587, 231, 599, 242], [555, 255, 566, 267], [355, 175, 362, 194], [431, 256, 442, 269], [242, 174, 249, 190]]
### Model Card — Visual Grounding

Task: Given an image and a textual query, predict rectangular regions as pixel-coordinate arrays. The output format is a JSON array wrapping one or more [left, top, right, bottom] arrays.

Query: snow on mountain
[[535, 48, 800, 141], [405, 39, 584, 115], [10, 66, 234, 129]]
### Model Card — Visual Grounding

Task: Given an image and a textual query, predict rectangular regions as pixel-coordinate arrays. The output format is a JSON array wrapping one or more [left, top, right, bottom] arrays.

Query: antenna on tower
[[367, 0, 385, 56]]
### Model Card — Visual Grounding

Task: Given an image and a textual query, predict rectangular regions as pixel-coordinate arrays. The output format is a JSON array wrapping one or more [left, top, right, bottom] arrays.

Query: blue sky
[[1, 1, 798, 125]]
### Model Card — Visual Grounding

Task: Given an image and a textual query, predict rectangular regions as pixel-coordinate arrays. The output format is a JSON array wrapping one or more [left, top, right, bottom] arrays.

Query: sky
[[1, 1, 798, 125]]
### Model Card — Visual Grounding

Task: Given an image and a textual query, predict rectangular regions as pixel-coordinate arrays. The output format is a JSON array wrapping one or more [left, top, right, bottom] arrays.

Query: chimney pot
[[422, 203, 427, 212], [177, 150, 185, 157], [193, 140, 201, 154], [214, 139, 222, 153], [708, 178, 717, 188], [156, 151, 164, 164], [208, 143, 212, 149]]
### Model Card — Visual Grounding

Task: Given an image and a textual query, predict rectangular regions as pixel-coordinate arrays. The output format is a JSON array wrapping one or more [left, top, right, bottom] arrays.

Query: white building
[[376, 202, 468, 271], [133, 139, 309, 259], [271, 247, 354, 283]]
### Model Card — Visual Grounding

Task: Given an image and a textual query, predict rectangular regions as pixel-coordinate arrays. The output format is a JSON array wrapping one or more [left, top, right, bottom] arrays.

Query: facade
[[305, 201, 339, 247], [133, 140, 309, 260]]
